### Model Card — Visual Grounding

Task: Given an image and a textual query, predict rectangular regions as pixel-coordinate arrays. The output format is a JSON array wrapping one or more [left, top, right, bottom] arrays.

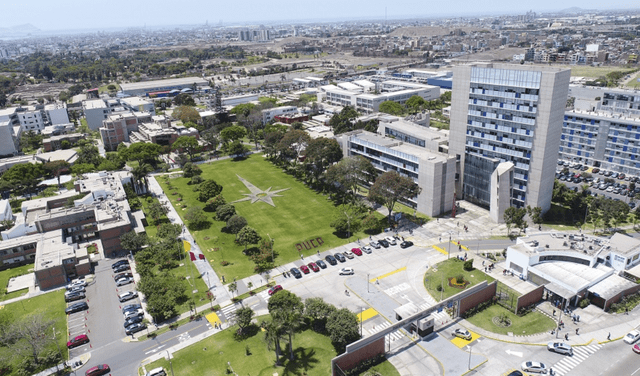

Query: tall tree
[[172, 105, 200, 124], [237, 226, 260, 253], [120, 231, 148, 252], [220, 125, 247, 143], [326, 308, 360, 354], [325, 156, 376, 202], [235, 307, 255, 335], [268, 290, 304, 360], [9, 313, 55, 364], [172, 136, 199, 161], [368, 171, 421, 221], [277, 129, 310, 162], [198, 179, 223, 202], [226, 215, 248, 236], [303, 137, 343, 183], [262, 320, 284, 365], [378, 100, 406, 116]]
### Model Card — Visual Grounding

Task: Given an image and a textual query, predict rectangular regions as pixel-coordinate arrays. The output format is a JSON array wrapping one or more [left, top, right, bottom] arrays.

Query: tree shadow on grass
[[281, 347, 320, 376]]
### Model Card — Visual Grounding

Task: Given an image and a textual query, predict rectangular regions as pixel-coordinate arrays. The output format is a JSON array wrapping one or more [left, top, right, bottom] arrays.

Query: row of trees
[[378, 93, 451, 117]]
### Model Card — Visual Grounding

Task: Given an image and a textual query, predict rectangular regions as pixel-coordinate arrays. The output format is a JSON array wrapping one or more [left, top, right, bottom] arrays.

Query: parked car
[[289, 267, 302, 278], [145, 367, 167, 376], [334, 253, 346, 262], [65, 286, 86, 295], [66, 280, 87, 290], [116, 277, 134, 287], [315, 259, 327, 269], [111, 260, 129, 270], [451, 328, 472, 340], [547, 342, 573, 355], [369, 241, 381, 249], [307, 262, 320, 272], [124, 308, 144, 320], [400, 241, 414, 249], [379, 239, 390, 248], [634, 344, 640, 354], [339, 267, 355, 275], [65, 301, 89, 315], [118, 291, 138, 303], [385, 236, 397, 245], [113, 264, 131, 273], [343, 250, 355, 259], [299, 265, 310, 274], [114, 272, 133, 281], [67, 334, 90, 349], [123, 316, 143, 328], [351, 247, 363, 256], [65, 292, 86, 303], [592, 168, 600, 174], [85, 364, 110, 376], [125, 322, 147, 335], [521, 361, 547, 374], [624, 330, 640, 344], [325, 255, 337, 265], [361, 246, 373, 254], [122, 304, 142, 314], [268, 285, 283, 296]]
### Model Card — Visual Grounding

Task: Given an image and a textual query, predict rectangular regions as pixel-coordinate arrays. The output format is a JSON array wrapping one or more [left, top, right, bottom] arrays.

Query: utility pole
[[448, 234, 451, 260], [166, 351, 175, 376]]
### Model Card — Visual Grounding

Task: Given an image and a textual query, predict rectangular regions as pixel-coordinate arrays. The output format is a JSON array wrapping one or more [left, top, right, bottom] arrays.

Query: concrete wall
[[490, 162, 514, 223], [458, 281, 497, 317], [603, 283, 640, 311], [100, 224, 131, 258], [35, 265, 66, 290], [332, 337, 385, 376]]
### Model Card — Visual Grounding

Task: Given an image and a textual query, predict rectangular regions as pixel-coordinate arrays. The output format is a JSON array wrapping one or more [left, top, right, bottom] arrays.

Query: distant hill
[[0, 23, 41, 37], [558, 7, 595, 14]]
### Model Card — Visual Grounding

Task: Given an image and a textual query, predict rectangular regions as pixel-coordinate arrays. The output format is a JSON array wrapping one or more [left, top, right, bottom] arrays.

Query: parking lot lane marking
[[369, 267, 407, 282], [450, 331, 481, 348], [205, 312, 222, 326], [357, 308, 379, 322], [432, 245, 448, 255]]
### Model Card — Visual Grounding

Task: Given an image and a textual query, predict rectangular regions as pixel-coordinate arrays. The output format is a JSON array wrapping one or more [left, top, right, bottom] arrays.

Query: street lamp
[[166, 350, 175, 376], [448, 234, 451, 260], [467, 345, 472, 370], [360, 307, 364, 337], [52, 326, 62, 375], [367, 273, 370, 293]]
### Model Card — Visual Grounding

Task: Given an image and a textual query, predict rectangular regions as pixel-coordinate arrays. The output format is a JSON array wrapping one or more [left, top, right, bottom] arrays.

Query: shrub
[[456, 274, 465, 284], [463, 259, 474, 271], [579, 298, 590, 308], [436, 284, 443, 292]]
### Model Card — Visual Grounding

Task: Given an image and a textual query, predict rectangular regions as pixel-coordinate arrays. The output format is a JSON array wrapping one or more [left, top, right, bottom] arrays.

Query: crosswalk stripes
[[363, 321, 405, 345], [417, 300, 450, 324], [220, 304, 238, 323], [257, 290, 270, 303], [550, 343, 603, 376]]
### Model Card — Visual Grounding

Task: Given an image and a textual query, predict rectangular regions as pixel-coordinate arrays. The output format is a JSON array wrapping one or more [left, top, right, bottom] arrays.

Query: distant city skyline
[[4, 0, 639, 31]]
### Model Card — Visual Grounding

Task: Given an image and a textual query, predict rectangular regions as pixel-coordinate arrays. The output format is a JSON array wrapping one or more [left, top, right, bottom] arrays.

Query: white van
[[146, 367, 166, 376]]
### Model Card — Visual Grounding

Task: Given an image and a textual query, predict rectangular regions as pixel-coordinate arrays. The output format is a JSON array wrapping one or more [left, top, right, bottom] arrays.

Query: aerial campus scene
[[2, 1, 640, 375]]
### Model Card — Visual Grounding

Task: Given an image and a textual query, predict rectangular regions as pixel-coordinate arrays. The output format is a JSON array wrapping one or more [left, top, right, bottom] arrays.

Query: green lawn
[[144, 317, 337, 376], [559, 65, 627, 78], [0, 264, 32, 301], [158, 154, 375, 281], [424, 259, 495, 301], [627, 72, 640, 88], [354, 360, 401, 376], [466, 304, 556, 336], [0, 290, 68, 372], [139, 195, 170, 238], [98, 83, 120, 94]]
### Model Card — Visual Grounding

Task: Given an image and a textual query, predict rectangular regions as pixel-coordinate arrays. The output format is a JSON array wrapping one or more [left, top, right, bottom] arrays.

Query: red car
[[299, 265, 310, 274], [351, 247, 363, 256], [67, 334, 89, 349], [85, 364, 110, 376], [268, 285, 283, 295], [634, 344, 640, 354], [308, 262, 320, 272]]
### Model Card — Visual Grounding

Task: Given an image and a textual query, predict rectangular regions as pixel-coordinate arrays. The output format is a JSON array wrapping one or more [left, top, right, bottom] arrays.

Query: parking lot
[[65, 257, 143, 370], [557, 161, 637, 207]]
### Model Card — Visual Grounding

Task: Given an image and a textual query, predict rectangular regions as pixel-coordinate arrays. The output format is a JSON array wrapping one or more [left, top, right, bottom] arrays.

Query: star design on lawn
[[230, 175, 290, 207]]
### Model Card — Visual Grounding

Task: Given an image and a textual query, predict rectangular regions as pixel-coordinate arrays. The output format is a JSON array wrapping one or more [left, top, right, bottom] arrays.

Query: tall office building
[[449, 63, 570, 217]]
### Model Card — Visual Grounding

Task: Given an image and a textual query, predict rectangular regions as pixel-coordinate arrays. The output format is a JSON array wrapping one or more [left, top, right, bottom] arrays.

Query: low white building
[[262, 106, 298, 124], [44, 103, 70, 125]]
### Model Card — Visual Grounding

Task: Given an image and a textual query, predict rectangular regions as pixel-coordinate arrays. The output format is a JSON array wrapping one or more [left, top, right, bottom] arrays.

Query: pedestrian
[[482, 260, 485, 266], [608, 332, 611, 340], [565, 333, 569, 341], [317, 250, 320, 256], [464, 252, 467, 259], [576, 328, 579, 335], [626, 307, 629, 315], [301, 254, 304, 260], [552, 309, 556, 316], [369, 235, 372, 240], [439, 237, 441, 242]]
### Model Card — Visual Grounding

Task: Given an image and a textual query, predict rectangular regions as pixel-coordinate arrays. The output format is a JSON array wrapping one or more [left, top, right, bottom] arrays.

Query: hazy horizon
[[3, 0, 640, 32]]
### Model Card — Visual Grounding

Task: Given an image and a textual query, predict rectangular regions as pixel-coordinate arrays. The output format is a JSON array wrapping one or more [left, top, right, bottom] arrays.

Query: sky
[[4, 0, 639, 31]]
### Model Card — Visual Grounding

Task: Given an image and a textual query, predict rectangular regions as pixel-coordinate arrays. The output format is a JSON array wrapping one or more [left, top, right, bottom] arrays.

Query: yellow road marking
[[369, 267, 406, 282], [206, 312, 221, 325], [451, 330, 481, 348], [450, 240, 469, 251], [357, 308, 379, 322], [432, 245, 448, 255]]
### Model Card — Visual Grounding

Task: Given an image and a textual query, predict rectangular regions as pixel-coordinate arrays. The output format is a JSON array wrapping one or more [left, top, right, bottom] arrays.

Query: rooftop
[[83, 99, 106, 110], [120, 77, 208, 91]]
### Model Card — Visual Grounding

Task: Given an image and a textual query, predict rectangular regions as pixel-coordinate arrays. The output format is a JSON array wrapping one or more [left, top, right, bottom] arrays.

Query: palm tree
[[283, 312, 304, 360], [262, 321, 284, 365], [131, 163, 152, 194]]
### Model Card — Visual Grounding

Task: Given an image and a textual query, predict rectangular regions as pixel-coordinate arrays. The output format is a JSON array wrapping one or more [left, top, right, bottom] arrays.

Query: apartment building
[[83, 99, 111, 130], [99, 111, 152, 151], [129, 117, 199, 147], [0, 120, 19, 157], [17, 108, 46, 133], [449, 63, 571, 218], [335, 127, 456, 217], [44, 102, 70, 125]]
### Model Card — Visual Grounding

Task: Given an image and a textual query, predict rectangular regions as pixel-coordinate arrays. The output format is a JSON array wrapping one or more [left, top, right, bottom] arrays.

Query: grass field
[[558, 65, 627, 78], [466, 304, 556, 336], [424, 258, 495, 301], [0, 290, 68, 371], [0, 264, 32, 301], [158, 155, 375, 281], [627, 72, 640, 88], [143, 316, 337, 376]]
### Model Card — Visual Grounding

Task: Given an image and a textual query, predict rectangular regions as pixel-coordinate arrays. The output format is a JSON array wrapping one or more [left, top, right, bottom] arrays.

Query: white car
[[385, 236, 397, 245], [361, 246, 373, 254], [116, 276, 134, 287], [66, 279, 87, 290], [145, 367, 167, 376], [124, 308, 144, 320], [339, 267, 354, 275], [624, 330, 640, 344], [547, 341, 573, 355], [118, 291, 138, 303], [369, 241, 381, 249], [65, 285, 86, 295], [343, 251, 355, 259], [521, 361, 547, 374]]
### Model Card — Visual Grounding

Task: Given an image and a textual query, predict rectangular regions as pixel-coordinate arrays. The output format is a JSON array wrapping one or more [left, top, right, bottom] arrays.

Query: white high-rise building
[[449, 63, 570, 218]]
